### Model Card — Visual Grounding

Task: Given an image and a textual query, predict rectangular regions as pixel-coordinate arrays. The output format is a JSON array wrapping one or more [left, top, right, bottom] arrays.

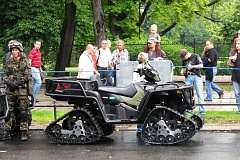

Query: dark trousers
[[97, 66, 113, 86]]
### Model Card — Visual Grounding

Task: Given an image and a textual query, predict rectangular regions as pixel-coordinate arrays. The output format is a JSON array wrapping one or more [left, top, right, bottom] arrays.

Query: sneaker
[[35, 99, 40, 102], [200, 112, 206, 115], [218, 92, 224, 99], [204, 99, 212, 102]]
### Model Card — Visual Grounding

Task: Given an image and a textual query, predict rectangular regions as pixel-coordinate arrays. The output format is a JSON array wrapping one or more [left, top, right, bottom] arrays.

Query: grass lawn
[[203, 111, 240, 124], [31, 110, 240, 126], [31, 110, 69, 125]]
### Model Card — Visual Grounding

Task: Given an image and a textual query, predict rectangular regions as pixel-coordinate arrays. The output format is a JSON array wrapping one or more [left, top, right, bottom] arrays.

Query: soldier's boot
[[1, 130, 11, 141], [21, 131, 28, 141]]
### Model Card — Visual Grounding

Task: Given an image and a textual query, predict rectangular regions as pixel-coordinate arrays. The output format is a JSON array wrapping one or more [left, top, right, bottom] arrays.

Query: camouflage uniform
[[3, 55, 33, 131]]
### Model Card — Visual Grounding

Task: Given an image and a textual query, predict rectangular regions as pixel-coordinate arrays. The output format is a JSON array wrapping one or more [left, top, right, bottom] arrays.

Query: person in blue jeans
[[180, 49, 205, 115], [229, 38, 240, 113], [28, 40, 42, 102], [202, 40, 224, 101]]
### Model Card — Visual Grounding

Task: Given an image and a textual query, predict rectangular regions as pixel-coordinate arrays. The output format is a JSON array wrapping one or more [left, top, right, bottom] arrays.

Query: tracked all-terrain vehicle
[[44, 61, 204, 145]]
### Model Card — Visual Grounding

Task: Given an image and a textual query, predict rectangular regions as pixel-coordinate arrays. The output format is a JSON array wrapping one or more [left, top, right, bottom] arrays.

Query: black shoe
[[35, 99, 39, 102], [1, 131, 11, 141], [21, 131, 28, 141], [218, 92, 224, 99]]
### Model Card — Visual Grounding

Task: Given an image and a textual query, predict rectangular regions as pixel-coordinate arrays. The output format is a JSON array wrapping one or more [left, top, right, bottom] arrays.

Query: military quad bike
[[0, 85, 35, 138], [44, 62, 204, 145]]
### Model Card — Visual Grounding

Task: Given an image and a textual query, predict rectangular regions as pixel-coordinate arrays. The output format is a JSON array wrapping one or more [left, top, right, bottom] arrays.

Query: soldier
[[1, 42, 33, 141]]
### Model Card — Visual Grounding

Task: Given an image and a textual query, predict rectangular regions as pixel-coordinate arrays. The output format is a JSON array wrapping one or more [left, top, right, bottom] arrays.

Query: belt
[[187, 72, 195, 75], [97, 66, 107, 69]]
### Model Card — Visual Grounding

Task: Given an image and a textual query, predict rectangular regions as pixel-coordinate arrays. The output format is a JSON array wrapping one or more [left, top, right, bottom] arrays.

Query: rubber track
[[142, 106, 201, 145], [45, 107, 103, 144]]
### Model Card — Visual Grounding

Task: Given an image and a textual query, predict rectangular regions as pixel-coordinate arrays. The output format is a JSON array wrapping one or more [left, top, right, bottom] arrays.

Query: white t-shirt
[[97, 48, 112, 68], [78, 51, 94, 78]]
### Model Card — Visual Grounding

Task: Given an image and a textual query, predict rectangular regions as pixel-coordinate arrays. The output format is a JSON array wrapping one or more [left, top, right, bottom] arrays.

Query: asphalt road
[[1, 131, 240, 160]]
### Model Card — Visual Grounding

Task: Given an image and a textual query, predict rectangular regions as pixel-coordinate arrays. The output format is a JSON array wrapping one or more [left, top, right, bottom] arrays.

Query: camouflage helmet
[[9, 42, 23, 52]]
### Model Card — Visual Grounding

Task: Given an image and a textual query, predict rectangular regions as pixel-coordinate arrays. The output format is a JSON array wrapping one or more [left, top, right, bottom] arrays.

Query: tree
[[54, 2, 77, 76], [0, 0, 63, 67], [221, 2, 240, 42], [92, 0, 107, 47]]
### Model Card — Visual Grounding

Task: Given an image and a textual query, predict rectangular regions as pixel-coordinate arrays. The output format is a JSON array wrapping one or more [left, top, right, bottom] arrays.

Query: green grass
[[31, 110, 240, 126], [31, 110, 69, 125], [202, 111, 240, 124], [203, 85, 233, 91]]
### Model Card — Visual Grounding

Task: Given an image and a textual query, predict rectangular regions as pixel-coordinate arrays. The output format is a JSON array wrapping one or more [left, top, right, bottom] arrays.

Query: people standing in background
[[202, 40, 224, 101], [143, 37, 166, 61], [28, 40, 42, 102], [91, 45, 98, 72], [107, 39, 114, 84], [107, 39, 112, 49], [111, 40, 130, 85], [180, 49, 205, 115], [149, 24, 161, 50], [229, 38, 240, 114], [77, 44, 97, 79], [112, 40, 130, 65], [97, 40, 113, 86], [233, 30, 240, 46]]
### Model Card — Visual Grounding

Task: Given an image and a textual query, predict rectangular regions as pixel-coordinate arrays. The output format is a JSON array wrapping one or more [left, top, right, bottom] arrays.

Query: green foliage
[[0, 0, 64, 70], [221, 3, 240, 42]]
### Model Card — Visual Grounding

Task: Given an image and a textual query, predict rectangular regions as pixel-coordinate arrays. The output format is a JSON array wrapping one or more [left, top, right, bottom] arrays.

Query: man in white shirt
[[77, 44, 96, 79], [97, 40, 113, 86]]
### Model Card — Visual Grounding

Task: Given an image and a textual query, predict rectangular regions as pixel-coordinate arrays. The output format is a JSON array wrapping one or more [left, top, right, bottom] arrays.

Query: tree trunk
[[54, 2, 76, 77], [92, 0, 106, 47]]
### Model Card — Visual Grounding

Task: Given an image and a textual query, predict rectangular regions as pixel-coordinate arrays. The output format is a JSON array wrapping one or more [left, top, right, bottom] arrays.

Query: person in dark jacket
[[202, 40, 224, 101]]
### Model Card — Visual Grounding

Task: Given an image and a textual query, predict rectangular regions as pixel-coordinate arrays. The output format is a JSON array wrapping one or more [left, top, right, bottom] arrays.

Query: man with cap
[[143, 37, 167, 60], [135, 39, 167, 136], [179, 49, 205, 115]]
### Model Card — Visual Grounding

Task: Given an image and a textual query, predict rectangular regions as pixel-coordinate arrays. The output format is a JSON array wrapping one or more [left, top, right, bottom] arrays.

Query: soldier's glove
[[6, 81, 19, 90], [24, 74, 32, 83]]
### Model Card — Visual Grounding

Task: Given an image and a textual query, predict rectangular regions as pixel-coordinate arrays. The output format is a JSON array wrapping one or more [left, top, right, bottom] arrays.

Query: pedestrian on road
[[1, 42, 33, 141], [180, 49, 205, 115], [202, 40, 224, 101], [28, 40, 42, 102], [229, 38, 240, 113]]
